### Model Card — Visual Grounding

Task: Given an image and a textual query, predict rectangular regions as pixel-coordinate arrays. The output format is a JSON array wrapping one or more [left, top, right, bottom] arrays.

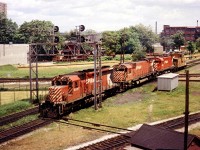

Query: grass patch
[[189, 127, 200, 137], [0, 90, 48, 105], [0, 65, 18, 71], [0, 61, 118, 78], [69, 81, 200, 129], [0, 100, 33, 117], [0, 114, 38, 131]]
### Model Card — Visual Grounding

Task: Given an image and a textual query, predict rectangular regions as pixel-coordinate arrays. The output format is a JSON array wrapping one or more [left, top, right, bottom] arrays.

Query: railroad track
[[73, 112, 200, 150], [179, 73, 200, 78], [0, 118, 53, 144], [186, 58, 200, 68], [0, 58, 200, 84], [154, 112, 200, 129], [178, 73, 200, 82], [78, 135, 131, 150], [0, 77, 52, 83], [0, 106, 39, 126]]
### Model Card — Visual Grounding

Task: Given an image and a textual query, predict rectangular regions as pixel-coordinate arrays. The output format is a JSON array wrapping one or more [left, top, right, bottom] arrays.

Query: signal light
[[53, 25, 59, 43], [79, 25, 85, 32], [54, 36, 59, 43], [80, 36, 85, 43], [54, 26, 59, 32]]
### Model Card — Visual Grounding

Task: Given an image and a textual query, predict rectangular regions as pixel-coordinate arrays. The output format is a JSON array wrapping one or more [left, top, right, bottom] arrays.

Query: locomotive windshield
[[52, 76, 73, 86], [52, 80, 68, 86]]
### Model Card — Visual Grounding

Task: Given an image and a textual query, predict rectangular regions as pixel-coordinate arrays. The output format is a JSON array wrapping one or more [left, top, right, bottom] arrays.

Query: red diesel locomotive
[[40, 53, 186, 118], [39, 66, 117, 117]]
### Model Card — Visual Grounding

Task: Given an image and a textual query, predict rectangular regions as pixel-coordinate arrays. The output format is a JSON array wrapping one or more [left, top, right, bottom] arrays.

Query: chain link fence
[[0, 81, 51, 105]]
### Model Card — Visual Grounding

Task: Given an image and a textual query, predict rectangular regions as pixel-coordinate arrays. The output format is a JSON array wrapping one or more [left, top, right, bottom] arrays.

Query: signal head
[[79, 25, 85, 32], [54, 26, 59, 32], [54, 36, 59, 43]]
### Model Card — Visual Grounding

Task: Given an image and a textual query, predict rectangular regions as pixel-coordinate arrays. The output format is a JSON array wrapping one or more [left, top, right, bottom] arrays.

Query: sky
[[1, 0, 200, 33]]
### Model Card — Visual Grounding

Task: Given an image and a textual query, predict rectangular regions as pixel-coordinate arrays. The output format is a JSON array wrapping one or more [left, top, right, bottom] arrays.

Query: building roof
[[130, 124, 200, 150], [157, 73, 178, 79]]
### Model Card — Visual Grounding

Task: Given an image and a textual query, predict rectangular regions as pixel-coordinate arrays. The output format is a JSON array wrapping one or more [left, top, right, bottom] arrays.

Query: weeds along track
[[0, 106, 39, 126], [0, 118, 53, 144], [73, 112, 200, 150], [186, 58, 200, 67]]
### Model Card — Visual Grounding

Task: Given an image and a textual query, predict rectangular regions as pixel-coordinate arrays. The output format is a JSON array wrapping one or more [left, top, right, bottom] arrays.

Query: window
[[74, 81, 79, 88], [129, 69, 131, 74], [69, 81, 72, 88]]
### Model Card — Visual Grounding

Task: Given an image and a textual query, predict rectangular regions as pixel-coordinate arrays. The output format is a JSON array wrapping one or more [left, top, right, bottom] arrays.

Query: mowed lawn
[[72, 81, 200, 128], [0, 61, 118, 78]]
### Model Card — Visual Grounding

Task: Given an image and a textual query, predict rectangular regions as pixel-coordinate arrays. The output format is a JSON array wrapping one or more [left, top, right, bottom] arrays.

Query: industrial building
[[161, 25, 200, 41], [0, 2, 7, 16], [0, 44, 29, 65]]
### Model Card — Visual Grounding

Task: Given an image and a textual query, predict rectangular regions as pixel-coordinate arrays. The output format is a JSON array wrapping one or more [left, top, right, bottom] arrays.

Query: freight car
[[39, 66, 117, 118]]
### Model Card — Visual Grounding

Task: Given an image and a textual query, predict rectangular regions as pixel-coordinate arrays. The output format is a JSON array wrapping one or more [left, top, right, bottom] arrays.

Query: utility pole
[[92, 34, 102, 110], [93, 42, 102, 110], [184, 70, 189, 150], [29, 25, 59, 103]]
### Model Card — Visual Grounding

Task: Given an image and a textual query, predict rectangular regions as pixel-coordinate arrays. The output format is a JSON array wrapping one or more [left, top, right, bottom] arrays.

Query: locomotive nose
[[49, 86, 66, 103]]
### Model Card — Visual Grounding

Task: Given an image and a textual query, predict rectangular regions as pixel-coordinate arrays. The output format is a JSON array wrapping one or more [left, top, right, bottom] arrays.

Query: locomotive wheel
[[47, 110, 59, 119], [40, 109, 48, 118]]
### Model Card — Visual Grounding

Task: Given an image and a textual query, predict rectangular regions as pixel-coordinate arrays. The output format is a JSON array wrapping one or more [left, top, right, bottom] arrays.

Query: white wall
[[0, 44, 29, 65]]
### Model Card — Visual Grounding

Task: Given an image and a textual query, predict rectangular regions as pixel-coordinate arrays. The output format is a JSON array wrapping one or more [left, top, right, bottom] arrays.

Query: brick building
[[161, 25, 200, 41], [0, 2, 7, 16]]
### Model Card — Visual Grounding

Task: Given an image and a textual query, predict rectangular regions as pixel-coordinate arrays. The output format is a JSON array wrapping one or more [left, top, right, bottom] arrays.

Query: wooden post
[[184, 70, 189, 150]]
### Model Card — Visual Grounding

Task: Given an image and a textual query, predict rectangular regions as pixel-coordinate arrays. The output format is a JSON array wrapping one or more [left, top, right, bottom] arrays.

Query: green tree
[[18, 20, 54, 43], [0, 13, 18, 44], [171, 31, 185, 50], [187, 41, 196, 54], [196, 37, 200, 52], [102, 31, 120, 54], [160, 36, 174, 52], [119, 27, 142, 54], [131, 24, 159, 53]]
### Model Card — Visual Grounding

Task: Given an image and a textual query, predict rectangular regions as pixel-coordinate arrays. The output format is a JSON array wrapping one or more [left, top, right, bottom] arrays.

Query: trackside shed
[[157, 73, 179, 91]]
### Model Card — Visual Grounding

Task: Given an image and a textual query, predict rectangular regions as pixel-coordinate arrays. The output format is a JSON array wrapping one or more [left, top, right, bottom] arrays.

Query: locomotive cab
[[112, 63, 132, 82], [49, 75, 82, 104], [40, 75, 82, 118]]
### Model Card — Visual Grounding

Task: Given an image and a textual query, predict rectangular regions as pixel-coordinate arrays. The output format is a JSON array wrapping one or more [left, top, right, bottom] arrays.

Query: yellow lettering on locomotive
[[86, 78, 94, 83], [136, 66, 142, 70]]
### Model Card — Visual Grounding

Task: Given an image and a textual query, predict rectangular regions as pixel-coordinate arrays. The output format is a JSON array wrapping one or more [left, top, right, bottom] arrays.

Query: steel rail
[[0, 106, 38, 126], [0, 118, 53, 144], [63, 117, 133, 132]]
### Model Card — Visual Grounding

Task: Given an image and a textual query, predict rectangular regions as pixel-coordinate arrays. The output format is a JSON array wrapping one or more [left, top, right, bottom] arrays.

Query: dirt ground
[[112, 91, 148, 105], [0, 91, 147, 150], [0, 123, 106, 150]]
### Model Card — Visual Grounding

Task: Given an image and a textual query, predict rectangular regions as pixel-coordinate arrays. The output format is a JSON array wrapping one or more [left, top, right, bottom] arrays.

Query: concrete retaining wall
[[0, 44, 29, 65]]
